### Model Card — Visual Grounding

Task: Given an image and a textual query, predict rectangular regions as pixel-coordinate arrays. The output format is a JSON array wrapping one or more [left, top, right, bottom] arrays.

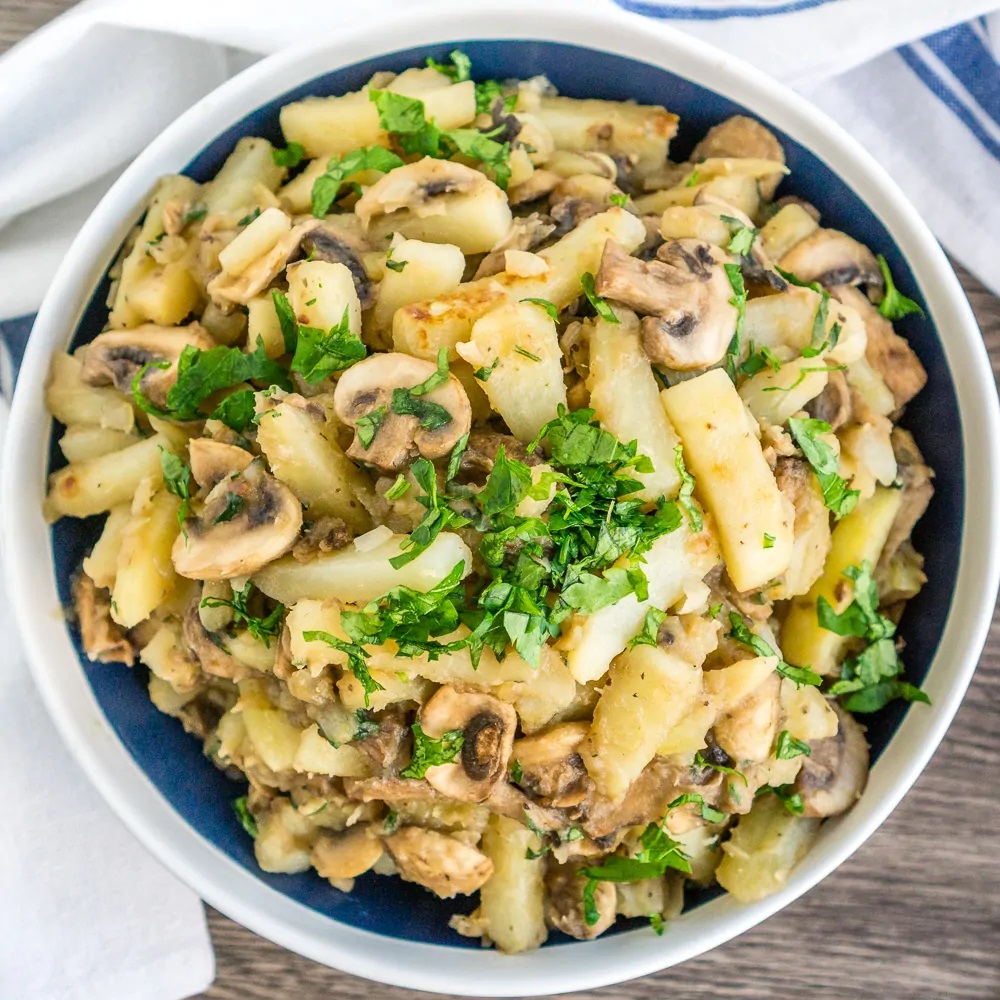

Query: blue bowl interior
[[48, 40, 962, 947]]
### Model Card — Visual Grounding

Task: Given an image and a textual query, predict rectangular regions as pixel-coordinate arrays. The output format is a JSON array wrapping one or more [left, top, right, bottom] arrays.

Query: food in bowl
[[42, 50, 933, 952]]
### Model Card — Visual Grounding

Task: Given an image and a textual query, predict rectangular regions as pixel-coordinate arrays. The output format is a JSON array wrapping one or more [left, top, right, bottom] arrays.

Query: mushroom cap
[[298, 223, 375, 310], [512, 721, 591, 808], [545, 864, 616, 940], [172, 460, 303, 580], [188, 438, 254, 491], [80, 322, 214, 406], [793, 702, 869, 817], [690, 115, 787, 200], [595, 238, 739, 370], [332, 352, 472, 472], [355, 158, 494, 228], [418, 685, 517, 803], [383, 826, 493, 898], [779, 229, 884, 295]]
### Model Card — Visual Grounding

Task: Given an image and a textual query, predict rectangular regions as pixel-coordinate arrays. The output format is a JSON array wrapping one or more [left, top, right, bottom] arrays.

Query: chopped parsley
[[693, 749, 748, 785], [787, 417, 859, 520], [233, 796, 258, 837], [180, 203, 208, 228], [775, 730, 811, 760], [201, 581, 284, 647], [723, 263, 747, 381], [473, 357, 501, 381], [510, 759, 523, 783], [383, 808, 400, 834], [271, 141, 305, 168], [213, 491, 245, 524], [369, 89, 512, 188], [356, 406, 387, 449], [673, 445, 703, 532], [580, 271, 619, 324], [876, 255, 925, 321], [609, 192, 629, 209], [425, 50, 472, 82], [289, 306, 367, 382], [649, 913, 666, 936], [400, 723, 465, 779], [720, 215, 759, 257], [739, 343, 782, 378], [667, 792, 726, 824], [727, 611, 822, 687], [760, 783, 805, 815], [628, 607, 666, 649], [388, 458, 470, 568], [514, 345, 542, 362], [473, 78, 518, 114], [818, 562, 930, 713], [520, 297, 559, 321], [445, 432, 469, 483], [211, 389, 257, 433], [237, 206, 262, 227], [302, 630, 384, 707], [763, 532, 775, 549], [385, 255, 408, 273], [384, 474, 411, 501], [391, 389, 452, 430], [311, 146, 405, 217], [353, 709, 380, 741], [158, 447, 191, 529], [133, 337, 290, 422]]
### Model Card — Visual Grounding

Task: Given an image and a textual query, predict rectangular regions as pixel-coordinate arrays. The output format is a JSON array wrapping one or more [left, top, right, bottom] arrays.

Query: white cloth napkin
[[1, 2, 998, 998]]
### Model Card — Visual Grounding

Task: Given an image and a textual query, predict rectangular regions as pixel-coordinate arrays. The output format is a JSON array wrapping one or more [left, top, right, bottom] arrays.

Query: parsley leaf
[[629, 607, 666, 648], [529, 406, 630, 467], [876, 255, 925, 321], [720, 215, 759, 256], [384, 474, 411, 501], [693, 749, 748, 785], [763, 532, 776, 549], [180, 203, 208, 228], [667, 791, 726, 824], [723, 263, 747, 381], [303, 629, 384, 707], [787, 417, 859, 519], [819, 561, 929, 713], [233, 796, 258, 837], [775, 730, 811, 760], [478, 446, 533, 516], [272, 142, 305, 168], [389, 458, 470, 569], [410, 348, 451, 396], [356, 406, 387, 448], [385, 254, 408, 273], [142, 338, 291, 421], [400, 723, 465, 779], [673, 445, 703, 532], [521, 297, 559, 321], [201, 581, 284, 647], [211, 389, 257, 433], [580, 821, 692, 889], [649, 913, 666, 936], [580, 271, 619, 324], [514, 345, 542, 362], [761, 784, 805, 815], [213, 491, 245, 524], [609, 192, 629, 209], [445, 432, 470, 484], [774, 266, 823, 293], [727, 611, 822, 687], [311, 146, 404, 217], [391, 388, 452, 430], [271, 289, 298, 353], [473, 357, 501, 381], [290, 308, 367, 382], [474, 78, 517, 114], [739, 343, 782, 378], [426, 50, 472, 82], [158, 447, 192, 529]]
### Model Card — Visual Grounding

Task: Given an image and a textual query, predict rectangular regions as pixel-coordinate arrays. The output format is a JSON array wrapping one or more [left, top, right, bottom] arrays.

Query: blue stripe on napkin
[[899, 35, 1000, 160], [0, 314, 35, 386], [614, 0, 841, 20], [923, 22, 1000, 125]]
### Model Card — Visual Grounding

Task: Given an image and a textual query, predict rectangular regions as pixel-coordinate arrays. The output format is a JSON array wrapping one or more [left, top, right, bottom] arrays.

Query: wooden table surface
[[4, 5, 999, 999]]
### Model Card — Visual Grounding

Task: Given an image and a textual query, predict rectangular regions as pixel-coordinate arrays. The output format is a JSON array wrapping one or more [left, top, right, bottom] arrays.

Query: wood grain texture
[[2, 4, 998, 998]]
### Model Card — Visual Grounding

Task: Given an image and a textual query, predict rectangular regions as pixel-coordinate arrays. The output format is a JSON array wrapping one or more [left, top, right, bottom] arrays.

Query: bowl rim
[[4, 2, 999, 994]]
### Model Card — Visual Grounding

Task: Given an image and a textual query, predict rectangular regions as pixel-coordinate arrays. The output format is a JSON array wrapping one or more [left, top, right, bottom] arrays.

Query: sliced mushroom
[[188, 438, 254, 491], [774, 194, 821, 223], [298, 224, 375, 310], [291, 516, 354, 563], [513, 722, 591, 808], [454, 430, 542, 485], [508, 169, 562, 207], [80, 323, 214, 408], [311, 824, 384, 880], [354, 158, 512, 254], [473, 213, 557, 279], [332, 352, 472, 472], [690, 116, 787, 200], [383, 826, 493, 898], [172, 460, 302, 580], [208, 219, 322, 307], [549, 197, 602, 240], [73, 573, 134, 665], [181, 601, 248, 681], [779, 229, 884, 294], [771, 456, 832, 600], [877, 428, 934, 572], [834, 285, 927, 412], [793, 702, 869, 817], [595, 239, 738, 370], [352, 708, 410, 772], [343, 775, 443, 803], [807, 367, 853, 430], [417, 686, 517, 802], [545, 864, 616, 940], [695, 193, 786, 294]]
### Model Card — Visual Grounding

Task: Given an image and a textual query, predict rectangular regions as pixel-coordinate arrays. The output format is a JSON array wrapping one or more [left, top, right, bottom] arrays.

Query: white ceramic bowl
[[4, 3, 999, 994]]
